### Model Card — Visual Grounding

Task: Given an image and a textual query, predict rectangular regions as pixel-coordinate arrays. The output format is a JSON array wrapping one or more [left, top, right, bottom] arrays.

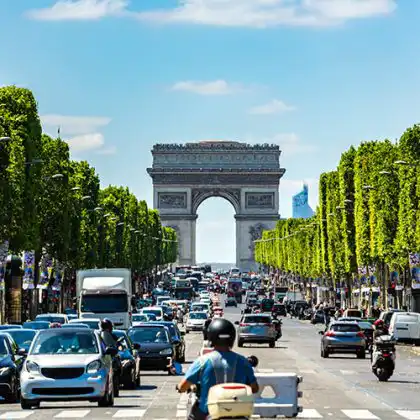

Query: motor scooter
[[371, 335, 396, 382], [272, 318, 282, 340]]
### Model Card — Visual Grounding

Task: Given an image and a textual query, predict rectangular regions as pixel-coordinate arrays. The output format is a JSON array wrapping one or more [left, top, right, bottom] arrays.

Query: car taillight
[[382, 353, 390, 357], [357, 332, 365, 338], [325, 331, 335, 337], [240, 323, 250, 327], [263, 323, 271, 326]]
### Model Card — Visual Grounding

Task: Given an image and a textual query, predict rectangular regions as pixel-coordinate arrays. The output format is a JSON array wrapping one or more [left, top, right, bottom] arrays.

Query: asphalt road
[[0, 303, 420, 419]]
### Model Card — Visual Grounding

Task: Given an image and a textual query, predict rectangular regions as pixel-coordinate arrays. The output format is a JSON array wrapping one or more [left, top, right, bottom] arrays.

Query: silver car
[[236, 314, 277, 348], [186, 311, 208, 333], [20, 328, 117, 409]]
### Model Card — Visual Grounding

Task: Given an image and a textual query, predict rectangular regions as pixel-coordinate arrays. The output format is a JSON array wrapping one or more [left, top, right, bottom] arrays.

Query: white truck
[[76, 268, 132, 329]]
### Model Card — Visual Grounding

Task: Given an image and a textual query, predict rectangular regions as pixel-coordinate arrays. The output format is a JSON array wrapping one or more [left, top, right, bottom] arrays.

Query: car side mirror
[[17, 348, 27, 357], [133, 343, 141, 350], [234, 321, 240, 325], [180, 331, 186, 336], [105, 347, 118, 357]]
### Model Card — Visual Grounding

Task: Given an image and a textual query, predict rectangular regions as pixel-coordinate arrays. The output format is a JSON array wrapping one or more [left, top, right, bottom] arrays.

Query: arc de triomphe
[[147, 141, 285, 272]]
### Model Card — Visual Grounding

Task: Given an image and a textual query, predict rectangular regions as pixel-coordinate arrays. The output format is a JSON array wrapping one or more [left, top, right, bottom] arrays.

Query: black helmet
[[207, 318, 236, 347], [101, 318, 113, 331]]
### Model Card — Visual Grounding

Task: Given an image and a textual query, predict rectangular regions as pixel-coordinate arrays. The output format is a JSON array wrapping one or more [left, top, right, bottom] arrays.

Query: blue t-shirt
[[185, 350, 257, 414]]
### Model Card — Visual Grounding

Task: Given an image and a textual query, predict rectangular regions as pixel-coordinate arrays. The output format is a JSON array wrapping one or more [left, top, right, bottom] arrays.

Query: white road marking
[[300, 369, 316, 374], [257, 368, 274, 373], [55, 410, 91, 418], [396, 411, 420, 419], [342, 409, 379, 419], [340, 370, 357, 375], [0, 413, 34, 419], [112, 409, 146, 418], [298, 408, 323, 418], [176, 409, 188, 418]]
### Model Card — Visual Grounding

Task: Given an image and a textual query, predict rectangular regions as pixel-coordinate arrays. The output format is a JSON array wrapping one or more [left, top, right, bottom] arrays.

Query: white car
[[140, 306, 164, 321], [186, 312, 208, 333], [20, 328, 116, 409], [69, 318, 101, 330]]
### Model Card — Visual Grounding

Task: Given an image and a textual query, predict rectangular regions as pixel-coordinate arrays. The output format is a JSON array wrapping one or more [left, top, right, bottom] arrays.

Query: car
[[150, 321, 186, 362], [337, 317, 363, 323], [225, 297, 237, 307], [190, 303, 210, 314], [62, 323, 90, 329], [113, 330, 141, 389], [320, 321, 366, 359], [236, 314, 277, 348], [5, 329, 37, 353], [69, 318, 101, 330], [127, 324, 176, 373], [0, 325, 22, 330], [272, 303, 287, 317], [186, 311, 208, 333], [140, 306, 164, 321], [311, 310, 325, 324], [20, 327, 117, 409], [0, 332, 26, 402], [23, 321, 50, 330], [132, 314, 150, 325], [34, 314, 68, 325]]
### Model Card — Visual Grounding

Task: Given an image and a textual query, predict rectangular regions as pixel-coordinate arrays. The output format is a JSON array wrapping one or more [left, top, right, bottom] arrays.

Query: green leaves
[[256, 126, 420, 285]]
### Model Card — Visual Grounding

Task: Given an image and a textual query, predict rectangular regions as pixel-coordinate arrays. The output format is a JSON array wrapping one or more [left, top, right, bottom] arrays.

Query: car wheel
[[321, 348, 329, 358], [98, 378, 113, 407], [126, 369, 136, 390], [269, 340, 275, 348], [21, 397, 34, 410], [185, 330, 189, 334], [135, 372, 141, 387], [357, 350, 366, 359], [179, 351, 186, 363], [113, 375, 120, 398], [238, 340, 244, 348], [5, 377, 19, 403]]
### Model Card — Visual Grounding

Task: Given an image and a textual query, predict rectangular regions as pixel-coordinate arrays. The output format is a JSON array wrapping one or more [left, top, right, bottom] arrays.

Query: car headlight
[[87, 360, 102, 374], [26, 361, 40, 374], [0, 367, 10, 376], [159, 348, 173, 356]]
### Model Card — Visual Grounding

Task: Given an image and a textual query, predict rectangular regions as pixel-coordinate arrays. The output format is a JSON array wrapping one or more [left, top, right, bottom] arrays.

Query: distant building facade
[[292, 183, 314, 219]]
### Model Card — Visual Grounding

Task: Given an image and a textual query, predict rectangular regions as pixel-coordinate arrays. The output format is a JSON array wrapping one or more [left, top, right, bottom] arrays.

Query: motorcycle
[[184, 356, 259, 420], [272, 318, 282, 340], [371, 335, 396, 382]]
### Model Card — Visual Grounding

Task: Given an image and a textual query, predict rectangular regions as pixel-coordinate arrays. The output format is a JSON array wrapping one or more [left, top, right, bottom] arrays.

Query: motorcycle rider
[[100, 319, 121, 397], [177, 318, 259, 420], [372, 319, 389, 367]]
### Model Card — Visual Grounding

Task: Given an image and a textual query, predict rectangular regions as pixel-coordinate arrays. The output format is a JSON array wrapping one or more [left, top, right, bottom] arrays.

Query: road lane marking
[[298, 408, 323, 418], [342, 409, 379, 419], [396, 411, 420, 419], [0, 413, 34, 419], [112, 409, 146, 418], [300, 369, 316, 374], [257, 368, 274, 373], [55, 410, 91, 418], [340, 370, 357, 375]]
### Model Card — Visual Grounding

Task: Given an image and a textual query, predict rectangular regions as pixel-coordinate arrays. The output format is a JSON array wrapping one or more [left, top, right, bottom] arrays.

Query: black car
[[225, 297, 237, 307], [113, 330, 141, 389], [150, 321, 186, 363], [128, 324, 176, 373], [272, 303, 287, 317], [0, 333, 26, 402]]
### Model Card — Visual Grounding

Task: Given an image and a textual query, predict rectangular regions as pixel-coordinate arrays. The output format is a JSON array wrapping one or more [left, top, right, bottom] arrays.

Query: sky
[[1, 0, 419, 263]]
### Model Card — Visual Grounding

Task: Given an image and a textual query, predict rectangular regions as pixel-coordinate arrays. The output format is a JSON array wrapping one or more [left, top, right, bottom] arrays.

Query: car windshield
[[128, 327, 169, 343], [142, 309, 162, 317], [6, 330, 36, 350], [192, 305, 207, 311], [35, 315, 65, 324], [358, 322, 373, 330], [62, 324, 89, 329], [81, 294, 128, 313], [189, 313, 207, 319], [331, 324, 360, 332], [244, 316, 271, 324], [132, 315, 148, 322], [31, 331, 99, 355], [0, 338, 8, 358]]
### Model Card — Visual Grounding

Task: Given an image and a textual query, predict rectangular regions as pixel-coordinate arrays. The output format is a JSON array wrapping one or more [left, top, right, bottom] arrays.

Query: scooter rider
[[177, 318, 259, 420], [100, 319, 121, 397], [372, 319, 389, 367]]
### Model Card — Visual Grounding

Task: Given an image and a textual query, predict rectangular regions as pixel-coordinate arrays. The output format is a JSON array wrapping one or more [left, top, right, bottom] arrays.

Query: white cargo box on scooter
[[207, 383, 254, 420]]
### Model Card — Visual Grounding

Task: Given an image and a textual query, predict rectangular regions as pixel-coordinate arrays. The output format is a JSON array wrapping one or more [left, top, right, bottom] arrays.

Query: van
[[379, 309, 404, 328], [389, 312, 420, 343]]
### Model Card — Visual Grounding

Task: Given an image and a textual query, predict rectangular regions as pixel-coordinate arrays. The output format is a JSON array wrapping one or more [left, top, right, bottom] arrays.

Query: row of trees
[[255, 125, 420, 307], [0, 86, 177, 290]]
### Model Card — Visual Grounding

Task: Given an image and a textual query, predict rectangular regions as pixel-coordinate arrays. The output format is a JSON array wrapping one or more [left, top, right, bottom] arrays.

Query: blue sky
[[1, 0, 419, 263]]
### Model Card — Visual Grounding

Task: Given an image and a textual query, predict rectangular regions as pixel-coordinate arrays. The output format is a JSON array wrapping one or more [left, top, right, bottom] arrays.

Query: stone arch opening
[[192, 188, 240, 215]]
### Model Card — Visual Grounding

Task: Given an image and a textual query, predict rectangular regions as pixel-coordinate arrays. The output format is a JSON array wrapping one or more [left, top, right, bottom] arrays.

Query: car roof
[[330, 321, 359, 325], [70, 318, 100, 322], [244, 313, 270, 317], [25, 321, 50, 324], [142, 306, 162, 310], [6, 328, 35, 333], [129, 323, 169, 329]]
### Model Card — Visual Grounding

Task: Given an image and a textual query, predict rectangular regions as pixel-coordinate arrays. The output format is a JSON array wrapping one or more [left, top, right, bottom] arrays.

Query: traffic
[[0, 265, 416, 419]]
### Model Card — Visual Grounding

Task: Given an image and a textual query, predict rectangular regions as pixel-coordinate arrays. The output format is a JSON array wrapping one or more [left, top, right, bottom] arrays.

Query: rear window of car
[[358, 322, 373, 330], [331, 324, 360, 332], [243, 316, 271, 324]]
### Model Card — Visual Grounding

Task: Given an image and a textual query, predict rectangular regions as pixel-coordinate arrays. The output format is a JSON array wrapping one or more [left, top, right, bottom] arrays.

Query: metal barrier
[[253, 372, 303, 418]]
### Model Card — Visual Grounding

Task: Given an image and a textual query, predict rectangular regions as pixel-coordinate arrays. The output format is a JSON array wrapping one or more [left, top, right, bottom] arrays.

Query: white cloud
[[280, 178, 319, 218], [171, 80, 242, 95], [66, 133, 104, 152], [26, 0, 127, 21], [26, 0, 397, 27], [41, 114, 114, 155], [41, 114, 111, 136], [134, 0, 397, 28], [249, 99, 295, 115]]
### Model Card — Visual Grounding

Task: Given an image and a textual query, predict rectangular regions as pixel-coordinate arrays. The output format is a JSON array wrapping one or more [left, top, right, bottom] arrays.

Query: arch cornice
[[192, 188, 241, 214]]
